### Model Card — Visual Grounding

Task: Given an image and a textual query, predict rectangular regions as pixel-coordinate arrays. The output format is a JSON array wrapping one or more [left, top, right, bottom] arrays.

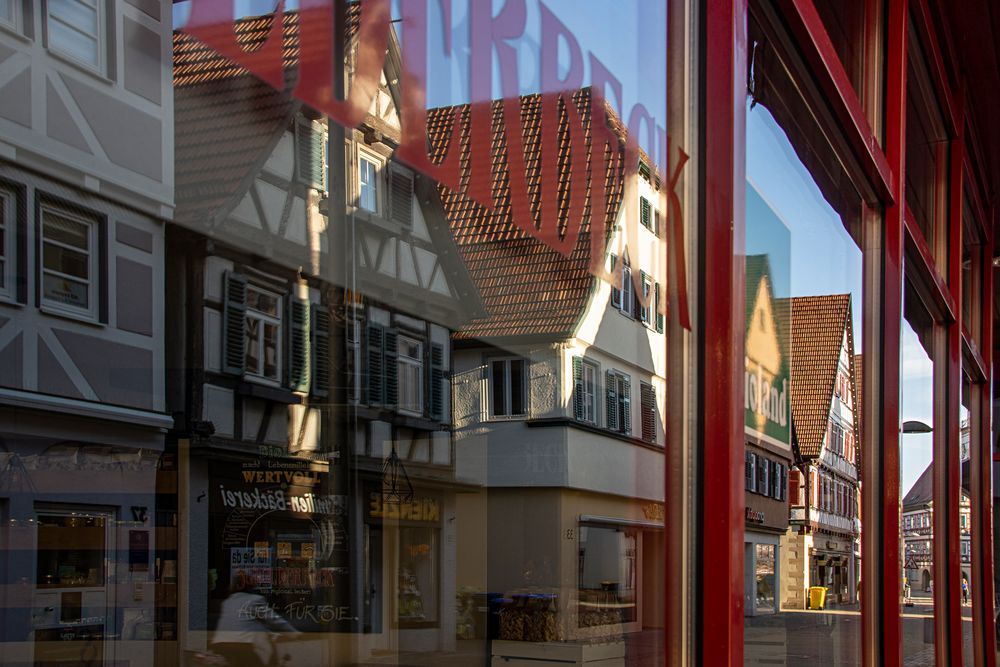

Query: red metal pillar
[[701, 0, 747, 663], [869, 0, 907, 665], [972, 216, 997, 666], [942, 109, 965, 667]]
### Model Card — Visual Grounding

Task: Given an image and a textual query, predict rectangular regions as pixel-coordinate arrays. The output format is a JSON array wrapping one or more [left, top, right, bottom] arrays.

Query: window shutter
[[390, 170, 413, 225], [610, 255, 621, 308], [757, 456, 766, 492], [749, 453, 757, 493], [745, 451, 752, 489], [621, 376, 631, 434], [366, 324, 384, 405], [383, 328, 398, 408], [605, 370, 618, 431], [655, 283, 664, 333], [287, 297, 311, 392], [222, 271, 247, 376], [310, 306, 330, 397], [573, 357, 584, 420], [429, 343, 445, 420], [296, 120, 326, 190], [641, 383, 656, 442], [640, 197, 651, 229]]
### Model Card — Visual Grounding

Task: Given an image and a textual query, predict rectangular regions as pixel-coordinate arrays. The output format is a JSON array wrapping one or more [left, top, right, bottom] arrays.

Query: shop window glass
[[905, 22, 948, 264], [398, 526, 439, 625], [900, 286, 936, 661], [959, 375, 973, 665], [745, 9, 864, 660], [36, 513, 107, 588], [578, 525, 638, 627]]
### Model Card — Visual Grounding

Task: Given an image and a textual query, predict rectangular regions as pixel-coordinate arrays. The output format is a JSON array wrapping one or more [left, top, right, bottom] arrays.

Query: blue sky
[[747, 102, 933, 495]]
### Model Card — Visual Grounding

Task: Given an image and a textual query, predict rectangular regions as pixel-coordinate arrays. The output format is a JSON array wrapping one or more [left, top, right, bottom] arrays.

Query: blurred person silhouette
[[211, 570, 298, 666]]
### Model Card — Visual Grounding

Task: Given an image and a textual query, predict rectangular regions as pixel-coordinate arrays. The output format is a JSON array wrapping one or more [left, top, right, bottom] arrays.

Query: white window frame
[[39, 203, 99, 322], [244, 284, 283, 385], [397, 335, 423, 416], [0, 0, 21, 33], [639, 273, 652, 324], [580, 359, 598, 424], [620, 263, 634, 317], [487, 357, 528, 420], [357, 148, 383, 215], [46, 0, 106, 74], [0, 188, 14, 303]]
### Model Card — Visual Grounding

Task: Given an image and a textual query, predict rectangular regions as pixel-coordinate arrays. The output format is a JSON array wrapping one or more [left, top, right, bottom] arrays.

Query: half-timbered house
[[170, 10, 480, 662], [0, 0, 175, 664]]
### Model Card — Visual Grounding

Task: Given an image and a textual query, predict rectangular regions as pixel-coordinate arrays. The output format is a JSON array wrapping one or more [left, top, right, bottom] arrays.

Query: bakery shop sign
[[745, 507, 765, 524], [182, 0, 691, 330]]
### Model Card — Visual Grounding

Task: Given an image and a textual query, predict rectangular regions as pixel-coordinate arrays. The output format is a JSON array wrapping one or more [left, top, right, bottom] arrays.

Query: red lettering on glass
[[182, 0, 692, 330]]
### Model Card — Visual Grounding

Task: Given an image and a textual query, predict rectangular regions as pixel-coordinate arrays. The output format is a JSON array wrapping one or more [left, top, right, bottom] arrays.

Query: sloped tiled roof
[[903, 462, 934, 510], [426, 89, 626, 340], [173, 14, 302, 225], [173, 7, 363, 225], [787, 294, 852, 458]]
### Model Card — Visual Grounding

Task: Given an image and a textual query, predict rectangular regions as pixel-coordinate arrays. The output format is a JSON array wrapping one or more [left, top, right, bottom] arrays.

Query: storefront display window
[[578, 525, 638, 627], [398, 526, 438, 625]]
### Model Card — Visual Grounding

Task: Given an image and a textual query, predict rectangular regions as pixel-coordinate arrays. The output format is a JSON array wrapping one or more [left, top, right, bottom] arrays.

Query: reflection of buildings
[[743, 254, 792, 616], [781, 294, 861, 609], [441, 89, 667, 645], [171, 10, 480, 663], [0, 0, 175, 664], [902, 463, 972, 592]]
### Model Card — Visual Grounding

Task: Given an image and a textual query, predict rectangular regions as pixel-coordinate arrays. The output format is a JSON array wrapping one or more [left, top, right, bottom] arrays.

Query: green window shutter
[[640, 197, 651, 229], [641, 383, 656, 442], [654, 209, 660, 236], [605, 370, 618, 431], [287, 297, 311, 392], [610, 255, 621, 308], [655, 283, 664, 333], [573, 357, 584, 420], [621, 376, 631, 434], [366, 324, 384, 405], [390, 170, 413, 225], [311, 306, 330, 398], [222, 271, 247, 376], [383, 329, 398, 408], [296, 120, 326, 190], [430, 343, 445, 420]]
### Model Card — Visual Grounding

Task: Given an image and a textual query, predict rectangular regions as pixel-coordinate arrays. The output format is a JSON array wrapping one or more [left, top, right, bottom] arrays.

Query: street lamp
[[901, 420, 932, 434]]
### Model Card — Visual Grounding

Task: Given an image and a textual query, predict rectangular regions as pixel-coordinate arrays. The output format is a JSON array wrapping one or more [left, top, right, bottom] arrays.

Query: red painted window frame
[[699, 0, 997, 664]]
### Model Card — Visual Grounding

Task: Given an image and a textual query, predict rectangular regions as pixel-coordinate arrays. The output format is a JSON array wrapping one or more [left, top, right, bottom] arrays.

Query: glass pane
[[745, 11, 864, 664], [960, 376, 972, 666], [509, 359, 524, 417], [262, 321, 279, 379], [42, 272, 89, 308], [36, 513, 107, 588], [44, 210, 90, 250], [43, 243, 89, 279], [48, 18, 100, 67], [491, 360, 506, 417], [901, 295, 935, 665], [245, 316, 261, 374]]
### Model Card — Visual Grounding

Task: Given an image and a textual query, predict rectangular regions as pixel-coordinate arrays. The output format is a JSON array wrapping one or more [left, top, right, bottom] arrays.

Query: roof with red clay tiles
[[173, 7, 362, 225], [173, 14, 302, 225], [787, 294, 854, 459], [426, 89, 628, 340]]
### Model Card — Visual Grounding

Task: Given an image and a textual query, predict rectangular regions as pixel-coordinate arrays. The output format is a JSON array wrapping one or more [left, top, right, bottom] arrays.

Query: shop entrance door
[[31, 508, 113, 667]]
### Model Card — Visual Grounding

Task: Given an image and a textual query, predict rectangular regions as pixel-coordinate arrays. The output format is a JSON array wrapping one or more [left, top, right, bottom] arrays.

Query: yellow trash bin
[[808, 586, 827, 610]]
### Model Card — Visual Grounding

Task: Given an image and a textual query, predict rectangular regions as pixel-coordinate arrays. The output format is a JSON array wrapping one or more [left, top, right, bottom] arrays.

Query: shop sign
[[745, 507, 765, 524], [368, 493, 440, 523], [181, 0, 692, 330], [744, 183, 791, 448], [217, 484, 345, 516], [240, 469, 321, 486], [641, 503, 665, 521]]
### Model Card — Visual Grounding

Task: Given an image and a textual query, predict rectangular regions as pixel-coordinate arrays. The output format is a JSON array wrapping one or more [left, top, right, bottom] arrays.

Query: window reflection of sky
[[172, 1, 667, 151], [747, 102, 933, 495]]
